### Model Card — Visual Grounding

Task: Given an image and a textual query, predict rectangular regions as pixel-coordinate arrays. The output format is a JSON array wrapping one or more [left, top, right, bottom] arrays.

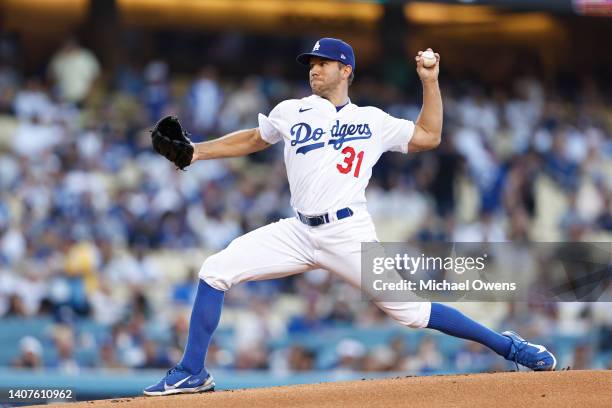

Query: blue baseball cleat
[[502, 331, 557, 371], [143, 365, 215, 396]]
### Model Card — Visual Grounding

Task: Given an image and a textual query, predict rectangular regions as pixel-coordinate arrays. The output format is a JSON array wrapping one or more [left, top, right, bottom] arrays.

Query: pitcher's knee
[[198, 254, 232, 291], [377, 301, 432, 329]]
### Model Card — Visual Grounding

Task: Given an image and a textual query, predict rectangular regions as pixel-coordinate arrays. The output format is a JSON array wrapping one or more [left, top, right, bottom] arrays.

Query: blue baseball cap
[[296, 38, 355, 71]]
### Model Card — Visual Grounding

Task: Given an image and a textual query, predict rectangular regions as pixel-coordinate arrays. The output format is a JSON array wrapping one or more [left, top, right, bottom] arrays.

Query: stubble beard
[[310, 76, 342, 100]]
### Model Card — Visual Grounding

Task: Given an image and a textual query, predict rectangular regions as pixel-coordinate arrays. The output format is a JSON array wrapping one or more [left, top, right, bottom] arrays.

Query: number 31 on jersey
[[337, 146, 364, 178]]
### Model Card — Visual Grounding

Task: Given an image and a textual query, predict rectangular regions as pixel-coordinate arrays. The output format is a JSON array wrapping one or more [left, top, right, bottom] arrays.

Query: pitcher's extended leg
[[179, 279, 225, 375], [315, 222, 556, 371], [144, 218, 315, 396]]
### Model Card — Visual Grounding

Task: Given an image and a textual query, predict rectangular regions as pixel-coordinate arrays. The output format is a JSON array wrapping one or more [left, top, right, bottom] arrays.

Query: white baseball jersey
[[200, 93, 430, 329], [258, 94, 415, 214]]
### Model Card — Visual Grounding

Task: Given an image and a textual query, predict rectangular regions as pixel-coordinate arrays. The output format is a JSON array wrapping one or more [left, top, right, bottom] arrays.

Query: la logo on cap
[[313, 41, 320, 51], [340, 54, 346, 59]]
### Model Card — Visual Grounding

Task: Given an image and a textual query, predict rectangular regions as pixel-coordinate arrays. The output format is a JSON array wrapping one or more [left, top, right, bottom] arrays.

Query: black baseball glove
[[150, 116, 194, 170]]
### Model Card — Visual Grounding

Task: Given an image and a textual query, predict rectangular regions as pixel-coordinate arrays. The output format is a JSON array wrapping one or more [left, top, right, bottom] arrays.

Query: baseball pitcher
[[145, 38, 556, 396]]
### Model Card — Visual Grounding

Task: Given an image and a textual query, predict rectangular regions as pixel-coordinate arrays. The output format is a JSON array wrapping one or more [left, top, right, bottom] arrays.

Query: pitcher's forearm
[[416, 79, 443, 141], [193, 128, 270, 161], [409, 79, 443, 152]]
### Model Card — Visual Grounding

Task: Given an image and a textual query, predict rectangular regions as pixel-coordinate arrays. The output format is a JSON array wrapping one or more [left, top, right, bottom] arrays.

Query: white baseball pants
[[199, 208, 431, 328]]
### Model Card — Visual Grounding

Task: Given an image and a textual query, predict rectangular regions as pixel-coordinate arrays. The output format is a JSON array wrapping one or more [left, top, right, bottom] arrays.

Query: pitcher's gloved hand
[[150, 116, 194, 170]]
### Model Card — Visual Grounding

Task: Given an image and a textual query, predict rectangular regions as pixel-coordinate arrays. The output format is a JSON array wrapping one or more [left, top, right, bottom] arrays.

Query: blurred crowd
[[0, 38, 611, 375]]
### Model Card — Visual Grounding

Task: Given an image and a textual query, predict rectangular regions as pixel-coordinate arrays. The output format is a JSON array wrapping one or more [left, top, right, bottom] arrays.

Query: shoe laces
[[510, 338, 537, 371], [510, 342, 522, 371], [166, 366, 181, 377]]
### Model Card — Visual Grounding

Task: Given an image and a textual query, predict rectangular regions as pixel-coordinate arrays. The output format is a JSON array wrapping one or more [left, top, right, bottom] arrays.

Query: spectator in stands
[[545, 129, 580, 191], [287, 346, 316, 371], [188, 66, 223, 135], [401, 336, 445, 374], [5, 294, 28, 317], [234, 343, 269, 370], [170, 313, 190, 352], [363, 345, 396, 372], [568, 343, 595, 370], [139, 339, 173, 369], [324, 299, 355, 325], [48, 325, 79, 374], [90, 281, 126, 325], [104, 245, 161, 287], [288, 297, 327, 334], [48, 39, 100, 105], [12, 336, 43, 369], [218, 76, 267, 133], [0, 221, 26, 266], [12, 77, 53, 121], [112, 317, 147, 368], [142, 60, 170, 122], [454, 342, 496, 371], [99, 340, 127, 370], [333, 339, 366, 374]]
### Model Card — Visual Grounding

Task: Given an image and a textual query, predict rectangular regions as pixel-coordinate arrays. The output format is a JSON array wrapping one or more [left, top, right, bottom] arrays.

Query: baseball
[[422, 50, 436, 68]]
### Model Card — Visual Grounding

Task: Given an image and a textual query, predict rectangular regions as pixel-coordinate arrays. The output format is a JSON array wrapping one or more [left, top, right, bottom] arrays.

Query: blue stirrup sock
[[426, 303, 512, 357], [179, 279, 225, 375]]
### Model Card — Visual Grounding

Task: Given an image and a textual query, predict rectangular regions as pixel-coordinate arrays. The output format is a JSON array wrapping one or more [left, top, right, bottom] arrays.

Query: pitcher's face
[[309, 57, 345, 97]]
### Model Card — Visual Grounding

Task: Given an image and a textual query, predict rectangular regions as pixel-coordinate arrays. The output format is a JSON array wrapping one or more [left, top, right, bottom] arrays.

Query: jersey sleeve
[[257, 102, 285, 144], [380, 112, 415, 154]]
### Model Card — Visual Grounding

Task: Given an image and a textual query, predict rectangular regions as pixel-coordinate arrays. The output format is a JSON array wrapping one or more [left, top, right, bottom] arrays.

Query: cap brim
[[296, 52, 340, 66]]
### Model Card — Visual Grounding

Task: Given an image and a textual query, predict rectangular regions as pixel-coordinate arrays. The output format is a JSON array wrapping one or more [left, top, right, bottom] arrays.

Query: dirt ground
[[33, 370, 611, 408]]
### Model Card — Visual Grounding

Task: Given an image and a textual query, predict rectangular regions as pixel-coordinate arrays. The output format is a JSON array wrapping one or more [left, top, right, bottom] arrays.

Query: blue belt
[[297, 207, 354, 227]]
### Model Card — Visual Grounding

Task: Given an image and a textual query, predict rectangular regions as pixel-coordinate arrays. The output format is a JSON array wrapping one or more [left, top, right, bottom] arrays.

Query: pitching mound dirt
[[36, 370, 611, 408]]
